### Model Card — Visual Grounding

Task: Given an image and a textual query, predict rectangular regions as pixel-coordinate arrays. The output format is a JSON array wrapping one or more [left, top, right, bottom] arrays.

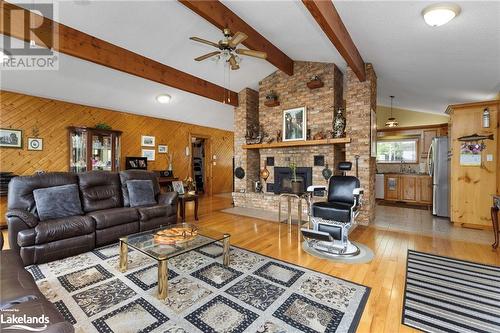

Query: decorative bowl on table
[[154, 224, 198, 245]]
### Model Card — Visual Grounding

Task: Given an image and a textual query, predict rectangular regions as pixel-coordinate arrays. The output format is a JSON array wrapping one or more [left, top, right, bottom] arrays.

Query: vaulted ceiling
[[1, 1, 499, 131]]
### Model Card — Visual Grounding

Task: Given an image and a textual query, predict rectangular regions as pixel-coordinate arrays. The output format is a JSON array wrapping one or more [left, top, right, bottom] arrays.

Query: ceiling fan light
[[156, 94, 172, 104], [422, 4, 460, 27], [385, 118, 399, 128]]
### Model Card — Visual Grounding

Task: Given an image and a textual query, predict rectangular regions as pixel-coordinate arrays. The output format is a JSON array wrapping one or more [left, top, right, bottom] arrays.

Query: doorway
[[190, 135, 210, 195]]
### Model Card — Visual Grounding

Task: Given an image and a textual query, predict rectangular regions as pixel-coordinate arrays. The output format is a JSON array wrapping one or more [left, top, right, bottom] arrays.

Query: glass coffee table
[[119, 223, 230, 300]]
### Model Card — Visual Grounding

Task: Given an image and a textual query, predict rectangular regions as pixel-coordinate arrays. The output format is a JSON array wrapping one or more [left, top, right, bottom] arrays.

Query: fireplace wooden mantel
[[242, 138, 350, 150]]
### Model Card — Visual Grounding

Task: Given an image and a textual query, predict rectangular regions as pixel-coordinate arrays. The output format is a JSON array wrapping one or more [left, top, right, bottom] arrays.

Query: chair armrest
[[307, 185, 327, 192], [6, 209, 39, 228], [353, 188, 364, 195], [157, 192, 178, 206]]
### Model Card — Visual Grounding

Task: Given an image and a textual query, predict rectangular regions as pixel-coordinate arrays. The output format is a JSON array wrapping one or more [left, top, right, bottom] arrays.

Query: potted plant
[[289, 162, 303, 194]]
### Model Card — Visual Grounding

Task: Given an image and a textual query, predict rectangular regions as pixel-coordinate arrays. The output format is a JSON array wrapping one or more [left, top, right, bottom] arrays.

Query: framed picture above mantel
[[283, 107, 306, 142]]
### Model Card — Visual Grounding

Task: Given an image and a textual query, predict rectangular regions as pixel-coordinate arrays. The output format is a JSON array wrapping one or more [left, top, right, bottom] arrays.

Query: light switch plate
[[486, 154, 493, 161]]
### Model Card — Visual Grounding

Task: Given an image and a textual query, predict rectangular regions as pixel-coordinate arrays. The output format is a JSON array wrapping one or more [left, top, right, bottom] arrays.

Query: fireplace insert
[[273, 167, 312, 194]]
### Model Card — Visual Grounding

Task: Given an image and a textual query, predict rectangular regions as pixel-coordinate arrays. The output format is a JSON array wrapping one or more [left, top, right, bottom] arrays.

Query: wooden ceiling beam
[[302, 0, 366, 81], [179, 0, 294, 76], [0, 1, 238, 106]]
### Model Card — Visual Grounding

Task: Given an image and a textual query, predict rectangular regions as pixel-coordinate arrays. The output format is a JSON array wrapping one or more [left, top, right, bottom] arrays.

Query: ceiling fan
[[190, 28, 267, 70]]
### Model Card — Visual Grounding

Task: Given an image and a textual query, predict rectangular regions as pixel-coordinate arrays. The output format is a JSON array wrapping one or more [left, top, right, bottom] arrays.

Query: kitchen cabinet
[[384, 176, 400, 200], [383, 174, 432, 205], [422, 129, 438, 157]]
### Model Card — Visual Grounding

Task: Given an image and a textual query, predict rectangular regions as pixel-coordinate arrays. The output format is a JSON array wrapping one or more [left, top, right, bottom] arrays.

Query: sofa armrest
[[158, 192, 178, 206], [6, 209, 39, 228]]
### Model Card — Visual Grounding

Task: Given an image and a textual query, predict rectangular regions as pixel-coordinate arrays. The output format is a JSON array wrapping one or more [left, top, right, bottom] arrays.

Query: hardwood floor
[[3, 194, 499, 332]]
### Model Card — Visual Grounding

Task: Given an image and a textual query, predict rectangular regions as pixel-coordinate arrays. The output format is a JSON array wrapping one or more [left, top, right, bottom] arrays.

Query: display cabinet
[[68, 127, 122, 172]]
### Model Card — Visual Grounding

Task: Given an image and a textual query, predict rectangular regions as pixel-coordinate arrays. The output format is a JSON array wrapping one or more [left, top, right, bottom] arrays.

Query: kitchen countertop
[[377, 172, 430, 176]]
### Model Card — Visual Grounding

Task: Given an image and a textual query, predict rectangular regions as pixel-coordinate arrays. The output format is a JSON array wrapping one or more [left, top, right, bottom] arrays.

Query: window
[[376, 138, 418, 163]]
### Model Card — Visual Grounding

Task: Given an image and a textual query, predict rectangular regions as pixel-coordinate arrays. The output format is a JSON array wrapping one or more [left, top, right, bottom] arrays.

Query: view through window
[[376, 138, 418, 163]]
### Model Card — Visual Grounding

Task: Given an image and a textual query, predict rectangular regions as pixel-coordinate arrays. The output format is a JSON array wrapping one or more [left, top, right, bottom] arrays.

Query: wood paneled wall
[[448, 100, 499, 228], [0, 90, 234, 226]]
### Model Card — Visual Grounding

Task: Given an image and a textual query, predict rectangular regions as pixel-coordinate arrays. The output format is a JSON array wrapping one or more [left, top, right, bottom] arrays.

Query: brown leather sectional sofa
[[0, 233, 74, 333], [6, 170, 178, 266]]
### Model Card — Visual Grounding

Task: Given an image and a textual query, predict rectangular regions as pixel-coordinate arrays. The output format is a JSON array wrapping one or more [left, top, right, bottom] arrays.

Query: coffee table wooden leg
[[223, 234, 230, 266], [492, 206, 499, 249], [194, 198, 199, 221], [119, 240, 128, 273], [158, 259, 168, 299]]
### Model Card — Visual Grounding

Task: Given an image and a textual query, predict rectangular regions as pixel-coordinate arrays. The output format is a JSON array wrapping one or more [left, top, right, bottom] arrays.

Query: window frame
[[376, 137, 420, 164]]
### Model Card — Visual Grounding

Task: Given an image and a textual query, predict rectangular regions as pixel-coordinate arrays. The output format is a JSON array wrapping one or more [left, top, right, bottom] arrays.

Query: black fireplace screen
[[273, 167, 312, 194]]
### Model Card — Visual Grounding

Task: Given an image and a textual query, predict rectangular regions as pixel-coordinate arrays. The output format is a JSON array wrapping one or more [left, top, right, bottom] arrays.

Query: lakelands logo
[[1, 312, 49, 331], [1, 2, 59, 70]]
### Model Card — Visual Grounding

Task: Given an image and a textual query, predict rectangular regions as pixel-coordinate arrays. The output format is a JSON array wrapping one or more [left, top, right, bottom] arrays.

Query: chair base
[[305, 239, 360, 257]]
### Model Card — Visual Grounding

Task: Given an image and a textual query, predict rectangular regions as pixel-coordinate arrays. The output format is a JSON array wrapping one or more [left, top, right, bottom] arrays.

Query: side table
[[278, 193, 308, 225], [492, 194, 500, 249], [178, 194, 199, 222]]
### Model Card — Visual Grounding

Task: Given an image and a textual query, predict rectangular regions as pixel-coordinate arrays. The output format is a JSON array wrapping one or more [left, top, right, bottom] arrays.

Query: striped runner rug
[[403, 250, 500, 333]]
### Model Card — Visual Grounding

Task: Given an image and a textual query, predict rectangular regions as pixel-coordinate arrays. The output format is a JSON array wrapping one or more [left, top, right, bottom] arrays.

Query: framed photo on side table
[[172, 180, 185, 194], [0, 128, 22, 148], [283, 107, 306, 142]]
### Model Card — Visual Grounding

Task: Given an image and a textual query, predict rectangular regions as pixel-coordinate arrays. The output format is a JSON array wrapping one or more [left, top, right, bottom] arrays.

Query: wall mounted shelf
[[307, 79, 324, 89], [264, 100, 280, 107], [242, 138, 350, 149]]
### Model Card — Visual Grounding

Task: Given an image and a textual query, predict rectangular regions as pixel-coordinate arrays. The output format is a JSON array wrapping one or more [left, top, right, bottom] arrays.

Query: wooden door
[[384, 176, 400, 200], [401, 176, 417, 201], [419, 176, 433, 204], [422, 129, 437, 157]]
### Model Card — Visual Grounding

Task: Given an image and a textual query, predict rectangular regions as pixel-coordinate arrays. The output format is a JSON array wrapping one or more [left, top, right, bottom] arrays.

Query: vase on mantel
[[333, 108, 346, 138]]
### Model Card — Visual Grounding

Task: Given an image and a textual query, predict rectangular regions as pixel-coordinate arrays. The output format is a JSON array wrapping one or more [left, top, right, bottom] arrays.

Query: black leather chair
[[301, 162, 363, 256]]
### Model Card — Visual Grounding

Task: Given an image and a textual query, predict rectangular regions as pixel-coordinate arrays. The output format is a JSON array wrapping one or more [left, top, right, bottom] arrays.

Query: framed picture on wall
[[370, 109, 377, 157], [28, 138, 43, 151], [141, 149, 155, 161], [0, 128, 22, 148], [283, 107, 306, 142], [158, 145, 168, 153], [141, 135, 155, 147]]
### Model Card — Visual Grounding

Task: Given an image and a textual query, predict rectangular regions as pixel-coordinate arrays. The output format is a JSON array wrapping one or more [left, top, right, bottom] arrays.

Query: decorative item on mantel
[[307, 75, 324, 89], [333, 107, 346, 138], [313, 131, 326, 140], [95, 123, 112, 130], [245, 123, 265, 144], [264, 91, 280, 107]]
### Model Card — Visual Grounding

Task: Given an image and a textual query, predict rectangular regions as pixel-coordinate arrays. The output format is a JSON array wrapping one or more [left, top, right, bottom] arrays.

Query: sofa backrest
[[8, 172, 79, 217], [119, 170, 160, 207], [78, 171, 122, 213]]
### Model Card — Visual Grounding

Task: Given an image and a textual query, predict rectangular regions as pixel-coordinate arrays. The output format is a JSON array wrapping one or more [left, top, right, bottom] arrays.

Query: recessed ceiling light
[[422, 3, 461, 27], [156, 94, 172, 104]]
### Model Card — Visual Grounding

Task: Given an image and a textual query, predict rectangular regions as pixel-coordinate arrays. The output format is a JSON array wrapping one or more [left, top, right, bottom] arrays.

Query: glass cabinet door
[[70, 131, 88, 173], [91, 134, 113, 171]]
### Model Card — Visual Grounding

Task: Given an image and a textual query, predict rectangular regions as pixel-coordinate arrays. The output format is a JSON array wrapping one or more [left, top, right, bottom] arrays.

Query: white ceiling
[[1, 0, 499, 130]]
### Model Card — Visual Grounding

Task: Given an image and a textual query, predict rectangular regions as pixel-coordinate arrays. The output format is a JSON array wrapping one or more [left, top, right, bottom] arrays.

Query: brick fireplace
[[232, 61, 377, 224]]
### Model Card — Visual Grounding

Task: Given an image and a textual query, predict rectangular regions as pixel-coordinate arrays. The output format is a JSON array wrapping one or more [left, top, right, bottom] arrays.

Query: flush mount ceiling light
[[422, 3, 461, 27], [156, 94, 171, 104], [385, 96, 399, 128]]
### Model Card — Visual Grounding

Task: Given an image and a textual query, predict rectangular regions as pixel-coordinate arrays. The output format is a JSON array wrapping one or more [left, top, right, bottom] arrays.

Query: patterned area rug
[[403, 250, 500, 333], [26, 242, 370, 333]]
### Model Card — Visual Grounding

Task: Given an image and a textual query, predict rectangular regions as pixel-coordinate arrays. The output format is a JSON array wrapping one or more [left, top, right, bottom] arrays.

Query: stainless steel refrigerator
[[427, 136, 450, 217]]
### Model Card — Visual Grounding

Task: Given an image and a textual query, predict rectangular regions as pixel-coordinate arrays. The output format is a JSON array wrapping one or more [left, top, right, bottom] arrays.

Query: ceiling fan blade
[[228, 32, 248, 48], [194, 51, 221, 61], [228, 54, 239, 70], [190, 37, 220, 49], [236, 48, 267, 59]]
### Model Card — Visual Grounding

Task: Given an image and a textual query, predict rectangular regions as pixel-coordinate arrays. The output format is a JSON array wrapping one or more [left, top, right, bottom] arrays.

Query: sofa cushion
[[127, 180, 156, 207], [120, 170, 160, 207], [312, 201, 352, 223], [87, 207, 139, 230], [137, 205, 169, 222], [78, 171, 122, 213], [34, 215, 94, 244], [33, 184, 83, 221]]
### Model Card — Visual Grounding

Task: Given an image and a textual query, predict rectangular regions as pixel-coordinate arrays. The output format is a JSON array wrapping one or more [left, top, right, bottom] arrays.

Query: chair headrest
[[338, 162, 352, 171]]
